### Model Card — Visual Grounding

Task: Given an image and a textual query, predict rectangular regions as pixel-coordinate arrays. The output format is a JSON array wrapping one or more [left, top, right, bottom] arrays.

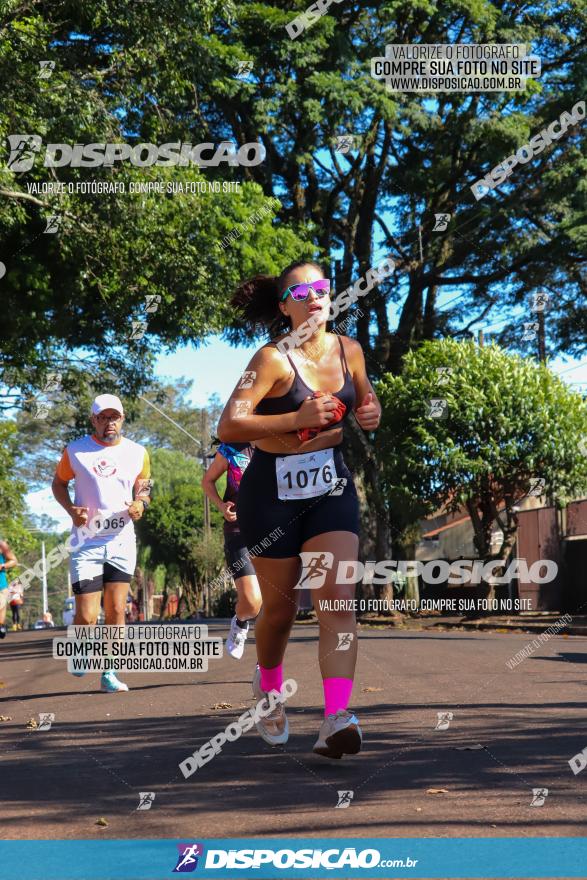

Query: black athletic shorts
[[224, 532, 256, 579], [236, 446, 359, 559], [72, 562, 132, 595]]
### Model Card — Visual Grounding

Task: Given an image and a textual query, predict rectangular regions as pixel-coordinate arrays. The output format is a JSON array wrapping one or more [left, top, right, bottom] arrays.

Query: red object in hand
[[297, 390, 346, 443]]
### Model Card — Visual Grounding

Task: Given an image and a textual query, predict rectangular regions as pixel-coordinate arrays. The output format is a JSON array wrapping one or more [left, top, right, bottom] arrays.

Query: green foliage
[[378, 339, 587, 510], [0, 421, 32, 548], [136, 447, 225, 609], [376, 339, 587, 554], [0, 2, 314, 406], [12, 378, 220, 491]]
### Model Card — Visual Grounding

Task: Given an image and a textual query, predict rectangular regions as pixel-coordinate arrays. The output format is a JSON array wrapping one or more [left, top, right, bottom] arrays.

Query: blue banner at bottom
[[0, 838, 586, 879]]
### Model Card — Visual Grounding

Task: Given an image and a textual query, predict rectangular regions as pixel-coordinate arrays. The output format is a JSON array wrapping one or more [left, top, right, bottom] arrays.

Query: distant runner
[[51, 393, 151, 692], [9, 580, 24, 631], [202, 442, 262, 659], [0, 539, 18, 639]]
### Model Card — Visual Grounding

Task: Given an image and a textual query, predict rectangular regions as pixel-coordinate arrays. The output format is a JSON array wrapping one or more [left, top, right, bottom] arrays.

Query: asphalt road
[[1, 622, 586, 842]]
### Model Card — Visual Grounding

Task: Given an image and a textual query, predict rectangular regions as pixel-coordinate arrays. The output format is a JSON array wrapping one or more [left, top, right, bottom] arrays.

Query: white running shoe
[[226, 616, 249, 660], [252, 664, 289, 746], [100, 671, 129, 693], [313, 709, 362, 759]]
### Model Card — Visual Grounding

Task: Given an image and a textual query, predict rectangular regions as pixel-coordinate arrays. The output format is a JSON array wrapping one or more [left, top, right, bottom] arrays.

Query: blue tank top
[[0, 552, 8, 590], [217, 442, 253, 536], [255, 335, 355, 425]]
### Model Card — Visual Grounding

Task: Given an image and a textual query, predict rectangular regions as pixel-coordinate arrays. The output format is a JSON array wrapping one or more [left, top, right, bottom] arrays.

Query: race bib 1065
[[88, 510, 131, 537]]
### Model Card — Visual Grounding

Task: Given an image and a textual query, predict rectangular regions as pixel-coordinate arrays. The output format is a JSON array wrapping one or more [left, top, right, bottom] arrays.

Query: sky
[[27, 333, 587, 532]]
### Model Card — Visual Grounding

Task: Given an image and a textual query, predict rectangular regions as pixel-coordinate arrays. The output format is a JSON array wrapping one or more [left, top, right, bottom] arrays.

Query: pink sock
[[323, 677, 353, 717], [259, 663, 283, 693]]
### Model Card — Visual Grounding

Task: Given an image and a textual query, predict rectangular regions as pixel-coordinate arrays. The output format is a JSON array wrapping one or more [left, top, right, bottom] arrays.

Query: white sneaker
[[226, 616, 249, 660], [100, 671, 129, 693], [252, 664, 289, 746], [313, 709, 362, 759]]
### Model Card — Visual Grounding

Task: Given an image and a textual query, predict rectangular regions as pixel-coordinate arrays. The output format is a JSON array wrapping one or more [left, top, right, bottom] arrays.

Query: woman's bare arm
[[217, 346, 337, 442]]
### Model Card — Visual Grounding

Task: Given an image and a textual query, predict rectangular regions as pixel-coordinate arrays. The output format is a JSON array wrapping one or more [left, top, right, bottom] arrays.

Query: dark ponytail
[[231, 259, 328, 338]]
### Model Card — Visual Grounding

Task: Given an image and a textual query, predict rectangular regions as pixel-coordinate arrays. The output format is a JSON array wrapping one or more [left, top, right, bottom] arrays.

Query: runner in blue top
[[201, 442, 262, 659], [0, 539, 18, 639]]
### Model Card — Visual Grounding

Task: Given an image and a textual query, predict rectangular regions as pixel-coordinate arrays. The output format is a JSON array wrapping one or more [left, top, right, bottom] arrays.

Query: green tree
[[0, 1, 312, 407], [12, 378, 220, 489], [377, 339, 587, 584], [14, 527, 70, 628], [198, 0, 587, 559], [136, 447, 225, 614], [2, 0, 585, 565], [0, 421, 33, 549]]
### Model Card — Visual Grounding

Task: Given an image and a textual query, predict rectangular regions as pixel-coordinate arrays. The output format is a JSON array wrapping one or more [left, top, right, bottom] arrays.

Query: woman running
[[201, 442, 262, 658], [217, 260, 381, 759]]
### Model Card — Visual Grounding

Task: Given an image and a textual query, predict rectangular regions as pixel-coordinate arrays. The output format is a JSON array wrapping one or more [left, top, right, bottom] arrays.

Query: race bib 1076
[[276, 449, 338, 501]]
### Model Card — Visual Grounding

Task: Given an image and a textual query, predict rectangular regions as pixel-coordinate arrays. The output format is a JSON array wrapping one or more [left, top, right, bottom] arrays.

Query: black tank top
[[255, 335, 356, 427]]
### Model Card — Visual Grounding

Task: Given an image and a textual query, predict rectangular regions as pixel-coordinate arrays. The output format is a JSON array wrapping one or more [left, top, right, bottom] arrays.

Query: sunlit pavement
[[1, 623, 585, 840]]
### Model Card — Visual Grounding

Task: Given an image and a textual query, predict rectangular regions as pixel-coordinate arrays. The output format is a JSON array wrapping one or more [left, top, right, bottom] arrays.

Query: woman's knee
[[261, 602, 297, 630], [316, 609, 356, 632], [238, 597, 262, 619]]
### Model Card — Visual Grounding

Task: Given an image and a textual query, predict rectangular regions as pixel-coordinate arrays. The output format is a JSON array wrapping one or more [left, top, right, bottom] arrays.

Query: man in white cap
[[52, 394, 151, 692]]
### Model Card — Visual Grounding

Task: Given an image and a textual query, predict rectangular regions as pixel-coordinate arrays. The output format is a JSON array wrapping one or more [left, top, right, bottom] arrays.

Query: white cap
[[91, 393, 124, 416]]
